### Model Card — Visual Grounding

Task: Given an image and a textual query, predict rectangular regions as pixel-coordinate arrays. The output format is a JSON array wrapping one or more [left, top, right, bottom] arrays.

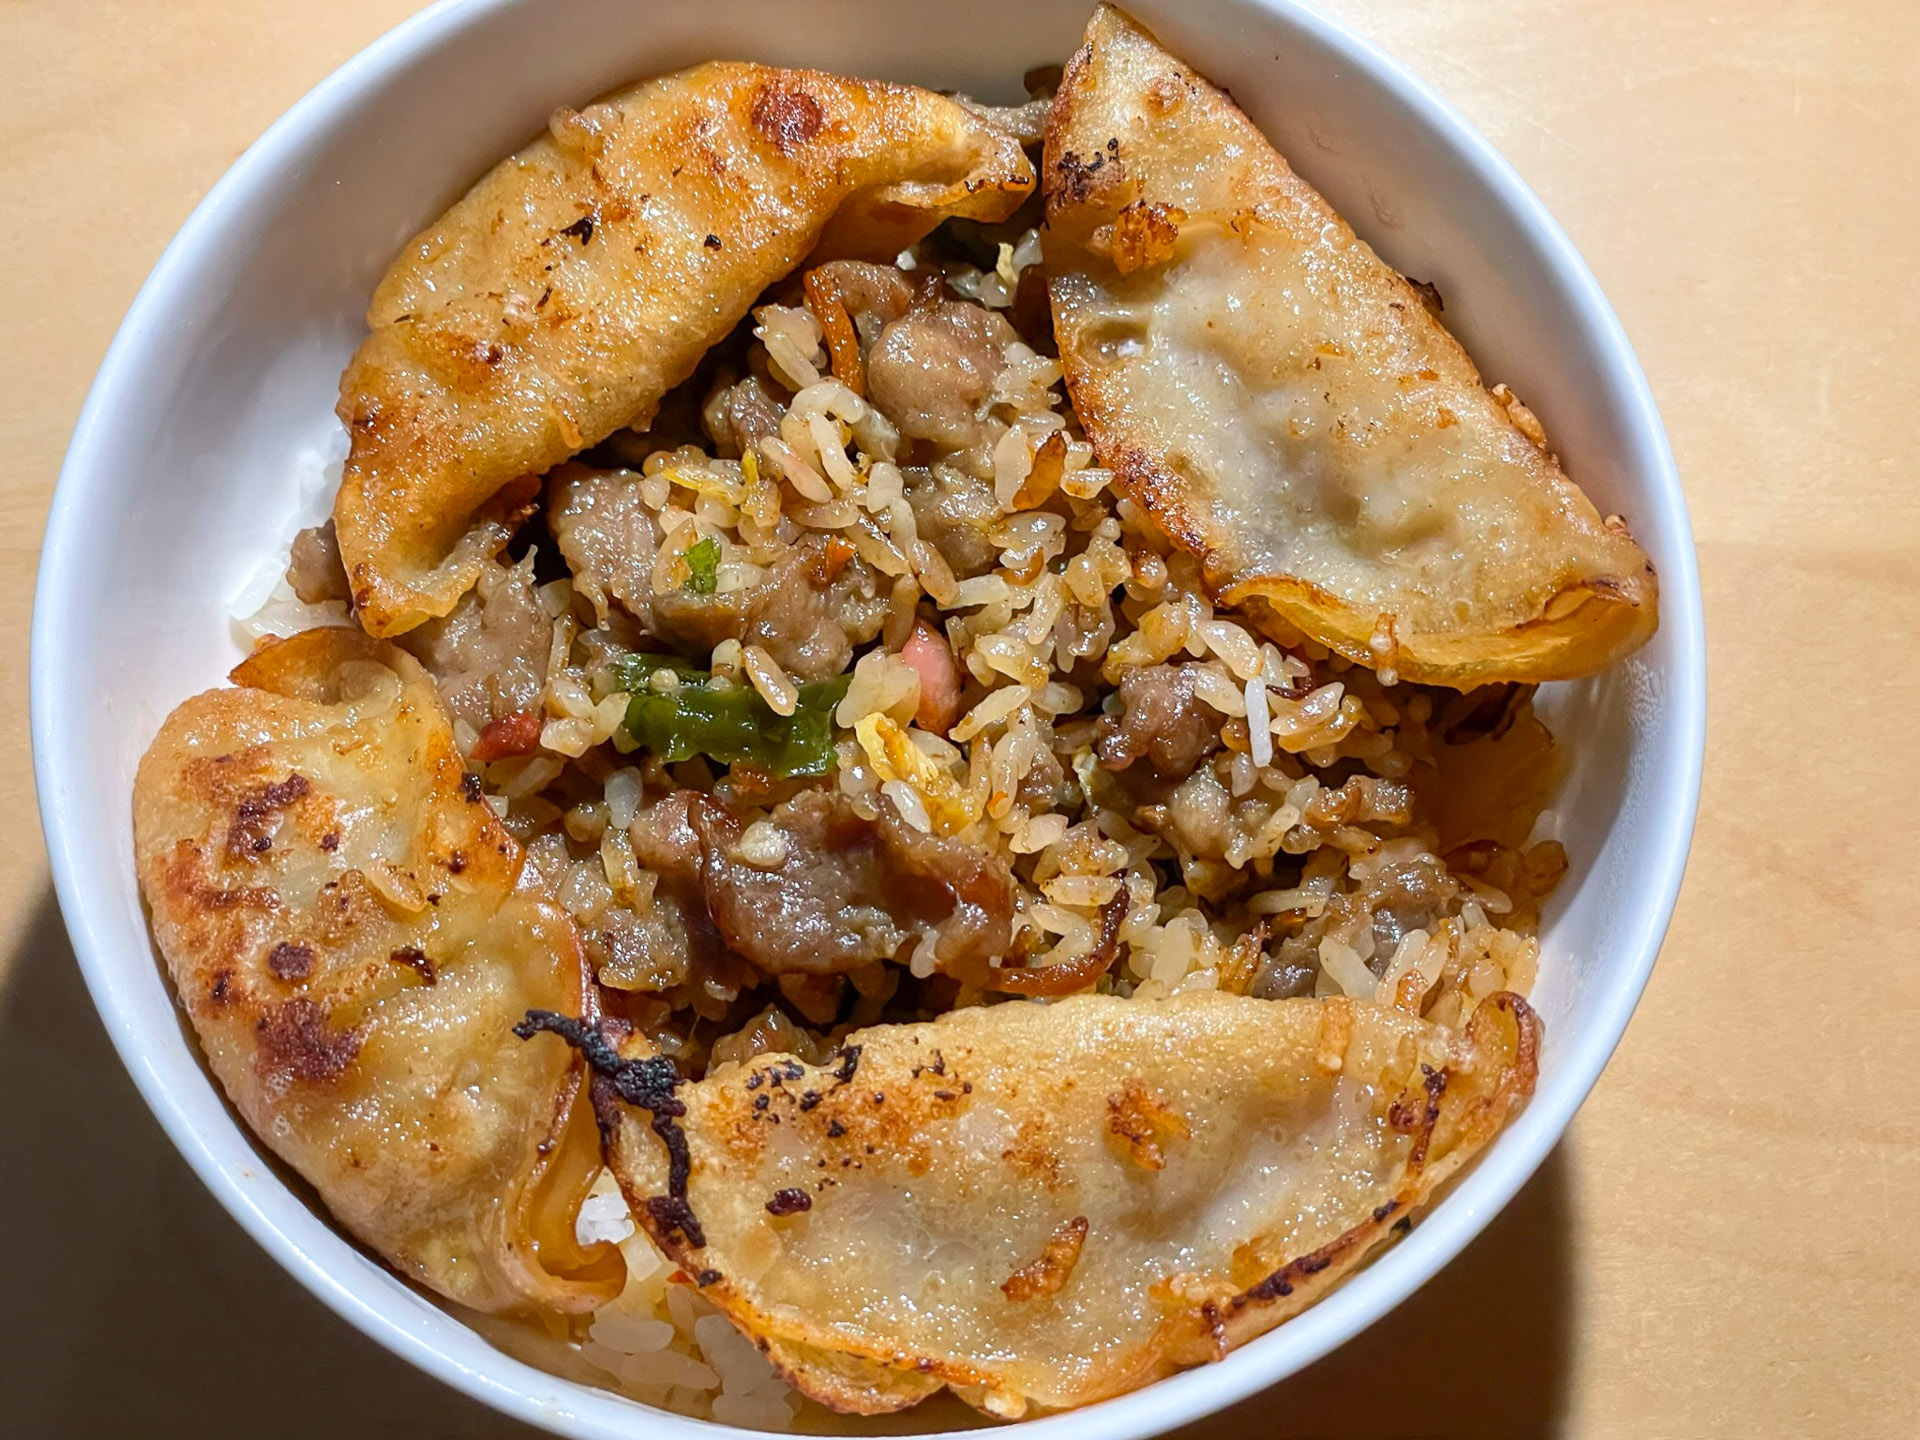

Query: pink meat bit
[[900, 621, 963, 736]]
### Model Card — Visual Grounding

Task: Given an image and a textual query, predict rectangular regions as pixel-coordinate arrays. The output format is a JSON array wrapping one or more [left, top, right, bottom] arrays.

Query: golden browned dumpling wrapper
[[336, 63, 1035, 636], [132, 628, 622, 1314], [572, 988, 1536, 1417], [1044, 5, 1656, 688]]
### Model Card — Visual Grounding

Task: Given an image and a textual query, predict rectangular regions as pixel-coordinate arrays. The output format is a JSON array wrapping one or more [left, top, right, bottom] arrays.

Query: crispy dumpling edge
[[134, 626, 622, 1315], [334, 61, 1036, 639], [1044, 4, 1658, 689], [578, 990, 1539, 1417]]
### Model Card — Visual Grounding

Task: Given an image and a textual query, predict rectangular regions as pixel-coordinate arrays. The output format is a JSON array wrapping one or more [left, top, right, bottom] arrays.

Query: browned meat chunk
[[1096, 663, 1221, 780], [905, 464, 1001, 577], [1353, 850, 1461, 960], [1017, 742, 1070, 811], [867, 299, 1020, 450], [630, 787, 705, 878], [1303, 774, 1414, 830], [285, 521, 352, 605], [1252, 850, 1464, 1000], [549, 463, 886, 678], [668, 787, 1014, 977], [547, 463, 661, 628], [599, 792, 743, 996], [702, 372, 787, 459], [651, 533, 885, 682], [397, 552, 549, 739]]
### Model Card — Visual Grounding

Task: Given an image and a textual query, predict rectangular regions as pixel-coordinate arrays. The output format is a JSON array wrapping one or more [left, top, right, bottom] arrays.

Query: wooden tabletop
[[4, 2, 1915, 1435]]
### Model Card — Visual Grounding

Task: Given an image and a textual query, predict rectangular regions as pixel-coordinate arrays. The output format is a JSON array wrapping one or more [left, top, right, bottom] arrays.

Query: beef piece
[[867, 299, 1020, 450], [651, 533, 885, 681], [286, 521, 352, 605], [1255, 851, 1464, 998], [1353, 851, 1461, 963], [611, 792, 747, 995], [547, 463, 661, 628], [398, 552, 548, 738], [905, 463, 1001, 578], [1017, 742, 1069, 812], [688, 787, 1014, 977], [1096, 664, 1221, 780], [1250, 960, 1317, 1000], [702, 372, 786, 459]]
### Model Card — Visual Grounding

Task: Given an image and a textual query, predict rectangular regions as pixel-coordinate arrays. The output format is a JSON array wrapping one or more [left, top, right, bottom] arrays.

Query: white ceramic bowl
[[31, 0, 1704, 1434]]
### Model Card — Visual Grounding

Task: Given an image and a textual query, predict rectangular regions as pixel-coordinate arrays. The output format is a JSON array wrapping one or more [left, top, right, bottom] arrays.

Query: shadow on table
[[0, 883, 1573, 1439], [1167, 1134, 1575, 1439], [0, 887, 524, 1439]]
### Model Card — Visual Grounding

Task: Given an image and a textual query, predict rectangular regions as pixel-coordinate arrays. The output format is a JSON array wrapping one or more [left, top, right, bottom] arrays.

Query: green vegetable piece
[[609, 653, 850, 778], [683, 536, 720, 595], [606, 653, 708, 693]]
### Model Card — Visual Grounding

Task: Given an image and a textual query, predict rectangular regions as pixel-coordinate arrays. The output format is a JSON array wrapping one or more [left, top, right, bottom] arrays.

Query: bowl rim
[[30, 0, 1706, 1435]]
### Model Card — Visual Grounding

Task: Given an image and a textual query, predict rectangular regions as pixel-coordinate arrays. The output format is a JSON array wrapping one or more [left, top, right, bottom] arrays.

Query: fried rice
[[244, 213, 1565, 1428]]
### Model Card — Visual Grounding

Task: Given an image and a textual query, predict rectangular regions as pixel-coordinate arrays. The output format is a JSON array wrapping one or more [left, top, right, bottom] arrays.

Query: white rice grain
[[1246, 676, 1274, 767], [1319, 937, 1376, 997], [1191, 666, 1247, 717], [743, 644, 799, 717], [735, 819, 791, 871], [882, 780, 933, 834], [951, 684, 1030, 742], [574, 1184, 636, 1247]]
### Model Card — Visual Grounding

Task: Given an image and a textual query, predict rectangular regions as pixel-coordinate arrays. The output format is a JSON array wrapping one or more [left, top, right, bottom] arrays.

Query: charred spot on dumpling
[[225, 771, 310, 858], [1051, 149, 1103, 207], [1234, 1244, 1338, 1307], [267, 940, 315, 983], [389, 946, 437, 985], [514, 1008, 706, 1248], [253, 997, 359, 1086], [749, 82, 825, 153]]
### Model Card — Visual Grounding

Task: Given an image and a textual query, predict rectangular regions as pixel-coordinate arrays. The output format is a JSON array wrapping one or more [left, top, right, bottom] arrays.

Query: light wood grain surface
[[4, 2, 1916, 1436]]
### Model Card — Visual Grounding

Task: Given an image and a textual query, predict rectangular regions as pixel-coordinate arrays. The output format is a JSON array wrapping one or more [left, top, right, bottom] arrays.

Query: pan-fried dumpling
[[573, 988, 1536, 1416], [335, 63, 1035, 636], [1044, 5, 1656, 688], [132, 627, 623, 1314]]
